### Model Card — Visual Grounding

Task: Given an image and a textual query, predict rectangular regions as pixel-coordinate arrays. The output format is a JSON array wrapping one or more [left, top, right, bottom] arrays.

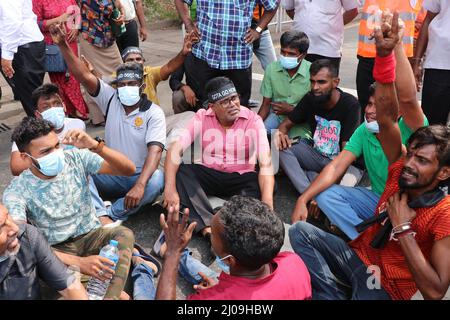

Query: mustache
[[401, 166, 418, 178]]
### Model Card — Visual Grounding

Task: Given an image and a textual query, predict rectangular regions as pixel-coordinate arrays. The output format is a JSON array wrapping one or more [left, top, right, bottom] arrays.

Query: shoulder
[[339, 90, 360, 107], [144, 102, 165, 120], [64, 118, 86, 131], [144, 65, 162, 76], [265, 61, 282, 75]]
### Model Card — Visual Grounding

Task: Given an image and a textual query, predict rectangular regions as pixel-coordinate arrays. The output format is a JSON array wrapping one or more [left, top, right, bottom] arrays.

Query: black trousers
[[421, 68, 450, 125], [176, 164, 260, 233], [0, 40, 45, 116], [185, 53, 252, 107], [356, 56, 375, 121], [116, 20, 140, 54], [305, 53, 341, 75]]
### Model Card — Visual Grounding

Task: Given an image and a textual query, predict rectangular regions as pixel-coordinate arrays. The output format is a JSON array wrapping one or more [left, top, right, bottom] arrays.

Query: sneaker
[[152, 230, 166, 258]]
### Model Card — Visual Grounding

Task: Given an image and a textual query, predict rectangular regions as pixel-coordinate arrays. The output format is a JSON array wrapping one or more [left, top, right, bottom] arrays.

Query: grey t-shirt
[[90, 79, 166, 169], [0, 224, 73, 300]]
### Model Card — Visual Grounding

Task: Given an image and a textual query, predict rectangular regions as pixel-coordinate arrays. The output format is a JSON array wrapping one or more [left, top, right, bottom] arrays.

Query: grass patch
[[143, 0, 180, 22]]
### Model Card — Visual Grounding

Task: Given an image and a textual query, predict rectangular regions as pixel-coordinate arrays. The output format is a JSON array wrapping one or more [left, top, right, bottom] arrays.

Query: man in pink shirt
[[156, 196, 312, 300], [162, 77, 274, 242]]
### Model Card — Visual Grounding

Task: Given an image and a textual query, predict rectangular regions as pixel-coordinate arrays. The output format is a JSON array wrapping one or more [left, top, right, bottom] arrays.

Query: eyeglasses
[[216, 95, 240, 108]]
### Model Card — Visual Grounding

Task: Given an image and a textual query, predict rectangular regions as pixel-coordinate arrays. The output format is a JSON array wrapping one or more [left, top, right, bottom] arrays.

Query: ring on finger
[[98, 270, 104, 277]]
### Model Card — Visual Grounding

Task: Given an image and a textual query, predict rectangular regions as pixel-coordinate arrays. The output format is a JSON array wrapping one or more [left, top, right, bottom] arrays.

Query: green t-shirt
[[344, 117, 428, 195], [260, 59, 312, 139]]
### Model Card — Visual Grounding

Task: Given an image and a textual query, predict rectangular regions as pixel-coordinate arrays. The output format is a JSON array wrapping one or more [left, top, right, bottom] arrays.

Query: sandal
[[133, 242, 162, 277]]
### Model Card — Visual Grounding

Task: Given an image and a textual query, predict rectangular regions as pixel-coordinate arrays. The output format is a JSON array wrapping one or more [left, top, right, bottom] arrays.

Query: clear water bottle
[[87, 240, 119, 300]]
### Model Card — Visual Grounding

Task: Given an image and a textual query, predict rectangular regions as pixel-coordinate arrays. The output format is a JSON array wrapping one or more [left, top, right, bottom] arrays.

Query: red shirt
[[188, 252, 312, 300], [350, 158, 450, 300]]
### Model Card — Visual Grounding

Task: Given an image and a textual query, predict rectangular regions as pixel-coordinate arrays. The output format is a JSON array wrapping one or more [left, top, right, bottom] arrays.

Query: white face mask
[[41, 106, 65, 130], [118, 85, 141, 106], [364, 116, 379, 134]]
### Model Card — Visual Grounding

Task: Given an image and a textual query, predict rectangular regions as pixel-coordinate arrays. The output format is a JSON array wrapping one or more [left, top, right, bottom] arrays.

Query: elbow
[[123, 162, 136, 176]]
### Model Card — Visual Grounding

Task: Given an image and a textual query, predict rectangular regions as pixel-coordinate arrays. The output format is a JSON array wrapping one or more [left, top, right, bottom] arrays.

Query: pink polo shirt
[[188, 252, 312, 300], [178, 107, 271, 174]]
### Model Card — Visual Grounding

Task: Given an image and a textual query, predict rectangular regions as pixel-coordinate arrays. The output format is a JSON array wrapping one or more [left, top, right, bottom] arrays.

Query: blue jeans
[[88, 175, 107, 217], [92, 169, 164, 221], [253, 29, 277, 70], [178, 249, 219, 285], [132, 263, 156, 300], [289, 221, 391, 300], [316, 186, 380, 240]]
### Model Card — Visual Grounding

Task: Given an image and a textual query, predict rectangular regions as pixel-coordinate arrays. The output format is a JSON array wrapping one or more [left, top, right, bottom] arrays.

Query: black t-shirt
[[0, 224, 72, 300], [288, 88, 360, 158]]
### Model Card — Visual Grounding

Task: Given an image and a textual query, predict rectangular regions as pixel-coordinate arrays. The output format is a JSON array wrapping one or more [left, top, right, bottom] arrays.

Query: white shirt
[[12, 118, 86, 152], [91, 80, 166, 169], [423, 0, 450, 70], [283, 0, 359, 58], [122, 0, 137, 21], [0, 0, 44, 60]]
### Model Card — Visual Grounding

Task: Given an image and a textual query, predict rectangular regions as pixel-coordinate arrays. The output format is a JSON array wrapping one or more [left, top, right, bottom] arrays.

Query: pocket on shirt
[[319, 0, 341, 15]]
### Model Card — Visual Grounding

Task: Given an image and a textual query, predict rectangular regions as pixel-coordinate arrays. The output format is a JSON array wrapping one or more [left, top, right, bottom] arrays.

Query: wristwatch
[[255, 26, 263, 34], [90, 136, 105, 153]]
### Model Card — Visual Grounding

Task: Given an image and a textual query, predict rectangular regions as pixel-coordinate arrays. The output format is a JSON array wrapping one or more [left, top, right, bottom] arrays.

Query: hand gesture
[[291, 198, 309, 223], [182, 30, 200, 56], [159, 207, 196, 255], [274, 130, 292, 151], [81, 55, 95, 73], [193, 272, 218, 291], [1, 59, 14, 79], [244, 28, 261, 44], [271, 102, 294, 115], [387, 192, 416, 228], [185, 20, 201, 39], [67, 29, 79, 43], [181, 85, 198, 107], [62, 129, 98, 150], [79, 255, 115, 281], [372, 11, 402, 57], [124, 183, 145, 209], [49, 23, 68, 45], [162, 187, 180, 212]]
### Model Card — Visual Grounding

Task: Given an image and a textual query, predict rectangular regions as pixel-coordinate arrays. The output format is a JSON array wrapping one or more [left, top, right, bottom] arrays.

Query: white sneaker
[[103, 201, 112, 208], [152, 230, 166, 257]]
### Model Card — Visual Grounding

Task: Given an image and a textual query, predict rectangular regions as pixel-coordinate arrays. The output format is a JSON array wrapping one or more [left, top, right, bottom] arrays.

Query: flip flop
[[133, 243, 162, 277]]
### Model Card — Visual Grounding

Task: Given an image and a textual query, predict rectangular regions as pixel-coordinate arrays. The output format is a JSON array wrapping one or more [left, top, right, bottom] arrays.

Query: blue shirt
[[184, 0, 279, 70], [3, 149, 103, 245]]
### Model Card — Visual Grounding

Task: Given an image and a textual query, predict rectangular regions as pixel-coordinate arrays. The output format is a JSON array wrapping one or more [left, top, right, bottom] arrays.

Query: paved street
[[1, 20, 447, 300]]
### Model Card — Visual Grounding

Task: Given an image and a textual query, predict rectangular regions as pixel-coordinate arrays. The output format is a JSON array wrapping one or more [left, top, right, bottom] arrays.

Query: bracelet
[[397, 230, 417, 240], [391, 222, 412, 234], [390, 223, 415, 242], [373, 52, 397, 84]]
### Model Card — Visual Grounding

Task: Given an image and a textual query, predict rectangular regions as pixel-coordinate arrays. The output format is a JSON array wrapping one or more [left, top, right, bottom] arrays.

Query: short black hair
[[280, 30, 309, 54], [205, 76, 235, 97], [368, 82, 377, 99], [310, 59, 338, 78], [11, 117, 55, 152], [116, 62, 144, 84], [31, 83, 60, 112], [407, 125, 450, 168], [218, 196, 284, 270]]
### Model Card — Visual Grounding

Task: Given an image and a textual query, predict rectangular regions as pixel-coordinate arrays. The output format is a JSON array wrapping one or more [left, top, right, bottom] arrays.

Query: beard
[[398, 167, 439, 190], [310, 90, 333, 105]]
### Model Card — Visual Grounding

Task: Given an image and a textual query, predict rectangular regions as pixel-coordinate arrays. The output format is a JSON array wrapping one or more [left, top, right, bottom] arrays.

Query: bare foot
[[159, 242, 167, 258], [99, 216, 114, 226], [132, 248, 158, 274]]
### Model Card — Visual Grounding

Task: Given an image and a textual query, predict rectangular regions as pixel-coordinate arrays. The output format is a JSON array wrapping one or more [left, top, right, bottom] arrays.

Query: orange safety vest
[[358, 0, 423, 58]]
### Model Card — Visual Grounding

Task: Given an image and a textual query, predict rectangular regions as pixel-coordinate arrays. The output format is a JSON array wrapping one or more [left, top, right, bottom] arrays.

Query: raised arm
[[174, 0, 200, 37], [49, 23, 99, 95], [372, 12, 403, 165]]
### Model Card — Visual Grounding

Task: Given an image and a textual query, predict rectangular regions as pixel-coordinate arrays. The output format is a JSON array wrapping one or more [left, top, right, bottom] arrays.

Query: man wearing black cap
[[162, 76, 274, 243], [50, 23, 166, 224]]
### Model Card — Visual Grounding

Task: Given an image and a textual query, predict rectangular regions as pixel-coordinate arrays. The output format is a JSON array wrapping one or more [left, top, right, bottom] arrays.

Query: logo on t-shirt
[[313, 115, 341, 158], [134, 117, 144, 128]]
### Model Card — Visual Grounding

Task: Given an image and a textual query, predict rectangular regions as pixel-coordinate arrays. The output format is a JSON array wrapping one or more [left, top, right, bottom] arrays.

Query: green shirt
[[344, 117, 428, 195], [260, 59, 312, 138]]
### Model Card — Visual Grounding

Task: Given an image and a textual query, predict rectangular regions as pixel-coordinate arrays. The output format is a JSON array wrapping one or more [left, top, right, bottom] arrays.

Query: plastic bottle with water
[[87, 240, 119, 300]]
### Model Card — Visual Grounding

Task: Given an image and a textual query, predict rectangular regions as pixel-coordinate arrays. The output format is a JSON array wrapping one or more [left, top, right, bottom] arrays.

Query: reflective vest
[[358, 0, 423, 58]]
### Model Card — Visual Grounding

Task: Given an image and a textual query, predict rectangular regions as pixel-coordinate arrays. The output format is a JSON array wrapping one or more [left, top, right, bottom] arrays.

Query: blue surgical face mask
[[279, 55, 300, 70], [118, 85, 141, 107], [364, 116, 379, 134], [26, 148, 65, 177], [41, 106, 66, 130], [215, 254, 232, 273]]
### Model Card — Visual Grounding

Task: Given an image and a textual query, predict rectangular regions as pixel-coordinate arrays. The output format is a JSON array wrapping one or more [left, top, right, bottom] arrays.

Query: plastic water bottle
[[87, 240, 119, 300]]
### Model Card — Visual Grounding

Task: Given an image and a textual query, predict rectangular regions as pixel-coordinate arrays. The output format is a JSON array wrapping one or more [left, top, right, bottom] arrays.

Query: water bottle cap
[[110, 240, 119, 247]]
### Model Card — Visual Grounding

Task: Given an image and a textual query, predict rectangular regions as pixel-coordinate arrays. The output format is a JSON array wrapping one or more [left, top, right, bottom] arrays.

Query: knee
[[113, 226, 135, 249], [288, 221, 313, 247], [316, 185, 341, 204]]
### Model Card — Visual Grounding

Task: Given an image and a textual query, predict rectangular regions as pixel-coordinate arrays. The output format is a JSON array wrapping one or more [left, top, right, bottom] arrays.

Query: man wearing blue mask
[[3, 117, 137, 300], [50, 23, 166, 225], [258, 31, 312, 139], [9, 83, 111, 224], [290, 37, 427, 240]]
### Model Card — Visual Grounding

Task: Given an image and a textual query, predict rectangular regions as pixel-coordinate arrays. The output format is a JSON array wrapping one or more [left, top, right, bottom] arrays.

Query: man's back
[[188, 252, 312, 300]]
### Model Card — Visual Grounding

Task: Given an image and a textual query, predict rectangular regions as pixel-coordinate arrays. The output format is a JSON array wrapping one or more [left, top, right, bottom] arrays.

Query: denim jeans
[[253, 30, 277, 70], [92, 169, 164, 221], [316, 185, 380, 240], [131, 263, 156, 300], [289, 221, 391, 300], [178, 249, 219, 285]]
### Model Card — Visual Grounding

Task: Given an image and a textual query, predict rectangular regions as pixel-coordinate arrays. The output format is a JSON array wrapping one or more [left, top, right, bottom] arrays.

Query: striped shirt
[[184, 0, 279, 70], [350, 158, 450, 300]]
